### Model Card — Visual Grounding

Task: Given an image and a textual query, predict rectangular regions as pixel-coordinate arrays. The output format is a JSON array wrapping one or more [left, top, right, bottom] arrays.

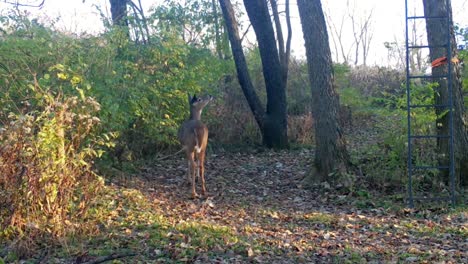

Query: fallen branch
[[154, 148, 185, 161], [84, 252, 137, 264]]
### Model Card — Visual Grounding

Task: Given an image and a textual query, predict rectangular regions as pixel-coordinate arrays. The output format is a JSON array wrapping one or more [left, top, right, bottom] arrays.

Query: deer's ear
[[187, 93, 192, 104], [191, 94, 198, 103]]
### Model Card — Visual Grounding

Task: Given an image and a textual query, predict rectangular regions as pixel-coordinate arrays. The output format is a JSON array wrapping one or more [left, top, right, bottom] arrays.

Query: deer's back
[[178, 120, 208, 150]]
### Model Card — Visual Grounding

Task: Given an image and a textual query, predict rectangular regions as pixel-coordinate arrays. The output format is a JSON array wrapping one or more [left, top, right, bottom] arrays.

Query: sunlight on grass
[[88, 186, 167, 229], [303, 212, 338, 226], [177, 221, 239, 246], [46, 184, 252, 261]]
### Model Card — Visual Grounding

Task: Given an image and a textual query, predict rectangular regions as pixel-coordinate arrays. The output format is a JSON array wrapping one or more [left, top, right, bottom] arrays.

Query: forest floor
[[4, 118, 467, 263], [60, 148, 465, 263]]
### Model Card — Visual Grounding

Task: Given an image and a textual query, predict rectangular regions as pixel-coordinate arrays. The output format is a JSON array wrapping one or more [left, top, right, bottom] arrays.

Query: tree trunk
[[218, 0, 266, 133], [423, 0, 468, 187], [297, 0, 351, 180], [270, 0, 292, 82], [212, 0, 224, 59], [243, 0, 288, 149], [110, 0, 128, 27], [219, 0, 289, 149]]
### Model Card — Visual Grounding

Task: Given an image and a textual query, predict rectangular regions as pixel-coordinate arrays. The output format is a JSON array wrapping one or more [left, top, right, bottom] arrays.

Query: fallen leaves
[[130, 149, 467, 263], [3, 148, 466, 263]]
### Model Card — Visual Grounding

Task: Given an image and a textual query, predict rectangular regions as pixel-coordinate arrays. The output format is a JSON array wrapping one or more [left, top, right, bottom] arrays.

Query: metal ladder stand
[[405, 0, 456, 207]]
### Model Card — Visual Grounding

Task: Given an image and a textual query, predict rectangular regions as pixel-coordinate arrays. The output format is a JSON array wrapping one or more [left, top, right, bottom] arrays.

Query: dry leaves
[[127, 149, 467, 263]]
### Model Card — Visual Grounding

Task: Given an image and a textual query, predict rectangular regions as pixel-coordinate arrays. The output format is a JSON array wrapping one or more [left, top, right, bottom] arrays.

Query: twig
[[240, 24, 252, 42], [154, 148, 185, 161], [2, 0, 45, 8], [84, 252, 137, 264]]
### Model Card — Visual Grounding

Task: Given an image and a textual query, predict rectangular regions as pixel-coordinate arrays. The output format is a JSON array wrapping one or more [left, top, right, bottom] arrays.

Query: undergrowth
[[0, 86, 106, 258]]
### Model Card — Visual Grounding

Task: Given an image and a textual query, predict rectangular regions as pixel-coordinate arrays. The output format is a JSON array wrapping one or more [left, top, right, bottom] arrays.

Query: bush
[[0, 10, 230, 161], [0, 86, 105, 257], [348, 65, 405, 101]]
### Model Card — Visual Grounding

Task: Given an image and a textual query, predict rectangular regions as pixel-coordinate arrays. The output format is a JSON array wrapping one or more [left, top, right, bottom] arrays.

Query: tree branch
[[2, 0, 45, 8], [84, 252, 137, 264]]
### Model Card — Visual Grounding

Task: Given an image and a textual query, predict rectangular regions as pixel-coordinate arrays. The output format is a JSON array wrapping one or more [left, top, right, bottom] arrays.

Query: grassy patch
[[303, 212, 338, 227]]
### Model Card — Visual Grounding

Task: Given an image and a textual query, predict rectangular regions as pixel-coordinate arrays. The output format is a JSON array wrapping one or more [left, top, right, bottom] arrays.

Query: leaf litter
[[106, 147, 467, 263]]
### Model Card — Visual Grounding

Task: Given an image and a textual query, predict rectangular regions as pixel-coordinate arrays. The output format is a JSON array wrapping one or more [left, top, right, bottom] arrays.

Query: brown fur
[[178, 94, 212, 198]]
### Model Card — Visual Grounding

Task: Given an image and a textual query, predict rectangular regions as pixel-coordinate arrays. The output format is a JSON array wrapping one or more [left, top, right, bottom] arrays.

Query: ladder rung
[[407, 16, 448, 20], [410, 135, 450, 139], [409, 104, 451, 108], [413, 166, 450, 170], [409, 75, 448, 79], [408, 44, 447, 49]]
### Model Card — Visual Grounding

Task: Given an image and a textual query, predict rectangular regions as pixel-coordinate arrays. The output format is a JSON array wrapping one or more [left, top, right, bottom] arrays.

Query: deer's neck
[[189, 109, 202, 121]]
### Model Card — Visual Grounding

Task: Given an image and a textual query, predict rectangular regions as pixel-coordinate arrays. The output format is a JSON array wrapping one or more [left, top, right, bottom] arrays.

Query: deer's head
[[188, 94, 213, 120]]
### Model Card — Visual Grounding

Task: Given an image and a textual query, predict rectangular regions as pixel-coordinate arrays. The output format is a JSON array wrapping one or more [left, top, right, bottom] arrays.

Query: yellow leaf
[[76, 88, 85, 100], [71, 76, 81, 85], [57, 72, 68, 80]]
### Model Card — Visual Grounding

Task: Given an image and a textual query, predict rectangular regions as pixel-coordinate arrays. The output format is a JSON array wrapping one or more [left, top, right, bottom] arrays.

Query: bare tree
[[384, 40, 406, 70], [359, 9, 374, 66], [270, 0, 292, 80], [324, 0, 374, 65], [325, 7, 350, 64], [212, 0, 223, 59], [218, 0, 266, 133], [346, 0, 374, 66], [407, 8, 428, 74], [2, 0, 44, 8], [219, 0, 292, 148], [297, 0, 351, 181], [423, 0, 468, 186], [127, 0, 150, 44]]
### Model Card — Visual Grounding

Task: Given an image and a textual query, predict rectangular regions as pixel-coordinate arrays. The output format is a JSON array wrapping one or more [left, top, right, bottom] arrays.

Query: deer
[[178, 94, 213, 199]]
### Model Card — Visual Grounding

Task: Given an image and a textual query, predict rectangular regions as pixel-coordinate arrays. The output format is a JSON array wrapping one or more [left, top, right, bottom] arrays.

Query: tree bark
[[218, 0, 266, 133], [219, 0, 289, 149], [270, 0, 292, 82], [212, 0, 224, 59], [243, 0, 288, 148], [110, 0, 128, 28], [423, 0, 468, 186], [297, 0, 351, 180]]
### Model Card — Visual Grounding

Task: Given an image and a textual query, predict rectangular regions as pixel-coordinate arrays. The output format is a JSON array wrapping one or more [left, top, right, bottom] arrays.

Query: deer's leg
[[196, 155, 201, 184], [199, 150, 206, 196], [186, 152, 194, 184], [186, 160, 191, 185], [187, 152, 198, 198]]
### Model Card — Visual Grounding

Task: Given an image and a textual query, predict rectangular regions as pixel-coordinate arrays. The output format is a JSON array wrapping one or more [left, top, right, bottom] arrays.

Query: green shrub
[[0, 10, 229, 160], [0, 82, 106, 257]]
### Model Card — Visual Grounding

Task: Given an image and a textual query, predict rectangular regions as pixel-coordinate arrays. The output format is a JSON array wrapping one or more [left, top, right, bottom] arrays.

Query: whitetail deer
[[178, 94, 213, 198]]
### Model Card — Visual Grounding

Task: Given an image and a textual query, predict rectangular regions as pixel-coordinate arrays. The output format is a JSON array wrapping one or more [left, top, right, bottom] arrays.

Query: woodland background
[[0, 0, 467, 263]]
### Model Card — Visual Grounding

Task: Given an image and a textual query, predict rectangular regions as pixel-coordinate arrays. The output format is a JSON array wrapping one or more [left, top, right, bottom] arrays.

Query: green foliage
[[454, 24, 468, 105], [287, 59, 310, 116], [0, 81, 106, 256], [351, 81, 444, 190], [150, 0, 222, 47], [332, 62, 446, 191], [91, 29, 227, 156], [1, 9, 229, 159], [459, 50, 468, 106], [0, 9, 230, 256], [339, 86, 372, 110], [333, 63, 351, 89]]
